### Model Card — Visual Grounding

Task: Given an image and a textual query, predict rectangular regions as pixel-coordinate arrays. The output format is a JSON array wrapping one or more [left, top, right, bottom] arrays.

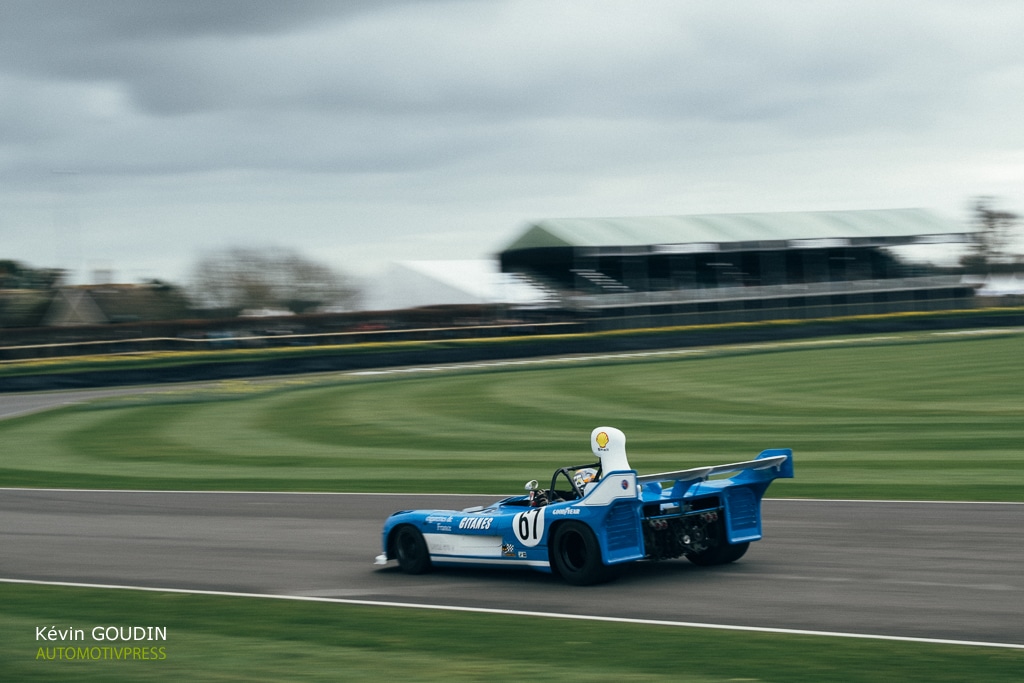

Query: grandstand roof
[[503, 208, 974, 255]]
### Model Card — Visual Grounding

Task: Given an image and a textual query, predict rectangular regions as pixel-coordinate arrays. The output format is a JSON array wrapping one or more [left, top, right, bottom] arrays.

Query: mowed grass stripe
[[5, 583, 1023, 682], [0, 333, 1020, 498]]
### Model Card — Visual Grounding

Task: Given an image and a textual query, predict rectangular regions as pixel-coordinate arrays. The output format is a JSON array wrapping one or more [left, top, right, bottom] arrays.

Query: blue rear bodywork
[[379, 447, 793, 576]]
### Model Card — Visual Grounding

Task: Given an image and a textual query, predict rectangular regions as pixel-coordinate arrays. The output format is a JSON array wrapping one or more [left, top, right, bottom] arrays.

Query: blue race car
[[375, 427, 793, 585]]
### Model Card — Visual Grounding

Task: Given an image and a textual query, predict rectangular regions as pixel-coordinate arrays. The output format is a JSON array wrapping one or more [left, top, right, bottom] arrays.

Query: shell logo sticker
[[596, 431, 610, 449]]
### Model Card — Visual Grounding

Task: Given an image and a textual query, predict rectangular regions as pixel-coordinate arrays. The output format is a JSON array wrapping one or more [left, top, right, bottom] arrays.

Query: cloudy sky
[[2, 1, 1022, 285]]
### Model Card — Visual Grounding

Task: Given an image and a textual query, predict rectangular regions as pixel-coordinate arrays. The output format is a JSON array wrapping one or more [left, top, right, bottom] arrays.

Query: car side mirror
[[525, 479, 539, 492]]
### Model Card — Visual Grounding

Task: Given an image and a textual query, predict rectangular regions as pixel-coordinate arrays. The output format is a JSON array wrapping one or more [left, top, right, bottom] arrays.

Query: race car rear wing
[[637, 453, 791, 487], [634, 448, 794, 497]]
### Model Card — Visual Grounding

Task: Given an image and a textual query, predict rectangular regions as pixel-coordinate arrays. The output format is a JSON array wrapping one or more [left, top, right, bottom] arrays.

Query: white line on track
[[344, 348, 709, 377], [3, 577, 1022, 650], [0, 487, 478, 496], [340, 327, 1022, 378]]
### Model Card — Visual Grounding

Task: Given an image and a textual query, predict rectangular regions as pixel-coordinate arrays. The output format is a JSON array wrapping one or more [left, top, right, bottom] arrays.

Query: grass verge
[[4, 584, 1022, 682], [1, 330, 1022, 500]]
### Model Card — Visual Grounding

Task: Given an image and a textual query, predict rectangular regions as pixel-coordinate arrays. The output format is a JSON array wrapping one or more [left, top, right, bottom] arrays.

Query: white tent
[[975, 274, 1024, 296], [361, 260, 550, 311]]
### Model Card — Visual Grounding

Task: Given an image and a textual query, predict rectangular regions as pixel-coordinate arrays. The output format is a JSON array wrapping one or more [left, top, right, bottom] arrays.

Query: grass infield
[[0, 330, 1021, 500], [4, 584, 1023, 682]]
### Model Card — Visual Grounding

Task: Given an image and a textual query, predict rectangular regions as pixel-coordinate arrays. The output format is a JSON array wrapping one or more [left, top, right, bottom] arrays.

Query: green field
[[1, 330, 1022, 500], [4, 583, 1022, 683], [3, 330, 1023, 680]]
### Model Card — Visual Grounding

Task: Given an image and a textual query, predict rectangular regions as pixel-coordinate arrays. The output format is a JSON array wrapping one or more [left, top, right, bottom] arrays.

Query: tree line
[[0, 246, 359, 328]]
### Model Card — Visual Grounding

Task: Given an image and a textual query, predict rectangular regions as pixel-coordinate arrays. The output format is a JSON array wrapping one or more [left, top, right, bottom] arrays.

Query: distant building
[[499, 208, 979, 322], [43, 282, 191, 326]]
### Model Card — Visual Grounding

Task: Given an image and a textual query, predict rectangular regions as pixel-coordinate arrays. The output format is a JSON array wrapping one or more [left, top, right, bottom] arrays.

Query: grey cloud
[[0, 0, 384, 44], [1, 1, 1022, 282], [6, 2, 1017, 127]]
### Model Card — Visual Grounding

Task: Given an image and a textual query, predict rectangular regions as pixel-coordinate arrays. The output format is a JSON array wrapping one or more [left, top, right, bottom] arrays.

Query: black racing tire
[[393, 525, 432, 575], [686, 540, 749, 567], [550, 521, 614, 586]]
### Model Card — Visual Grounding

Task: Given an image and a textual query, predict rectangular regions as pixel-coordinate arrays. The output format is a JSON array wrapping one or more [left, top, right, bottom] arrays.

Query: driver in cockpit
[[573, 467, 599, 492], [529, 427, 630, 506]]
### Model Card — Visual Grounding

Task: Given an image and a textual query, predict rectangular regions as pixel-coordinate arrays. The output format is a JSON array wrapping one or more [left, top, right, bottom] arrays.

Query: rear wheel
[[393, 525, 432, 574], [551, 521, 614, 585]]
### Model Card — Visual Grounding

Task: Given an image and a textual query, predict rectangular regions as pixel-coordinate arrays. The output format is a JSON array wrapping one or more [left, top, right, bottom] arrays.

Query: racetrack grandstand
[[499, 208, 979, 326]]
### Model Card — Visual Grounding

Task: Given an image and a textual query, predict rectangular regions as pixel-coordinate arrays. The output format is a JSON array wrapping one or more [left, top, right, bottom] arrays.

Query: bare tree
[[188, 247, 359, 314], [962, 197, 1021, 274]]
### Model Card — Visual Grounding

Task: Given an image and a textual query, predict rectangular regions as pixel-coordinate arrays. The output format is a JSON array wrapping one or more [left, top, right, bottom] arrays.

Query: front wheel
[[393, 525, 432, 574], [686, 540, 749, 567], [550, 521, 615, 586]]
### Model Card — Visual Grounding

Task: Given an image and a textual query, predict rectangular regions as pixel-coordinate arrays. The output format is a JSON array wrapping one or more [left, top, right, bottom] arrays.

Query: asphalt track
[[0, 386, 189, 420], [1, 384, 1022, 647], [2, 488, 1022, 646]]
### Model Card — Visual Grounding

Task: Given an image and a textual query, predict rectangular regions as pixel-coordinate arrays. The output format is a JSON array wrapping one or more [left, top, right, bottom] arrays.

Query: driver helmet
[[573, 467, 598, 490]]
